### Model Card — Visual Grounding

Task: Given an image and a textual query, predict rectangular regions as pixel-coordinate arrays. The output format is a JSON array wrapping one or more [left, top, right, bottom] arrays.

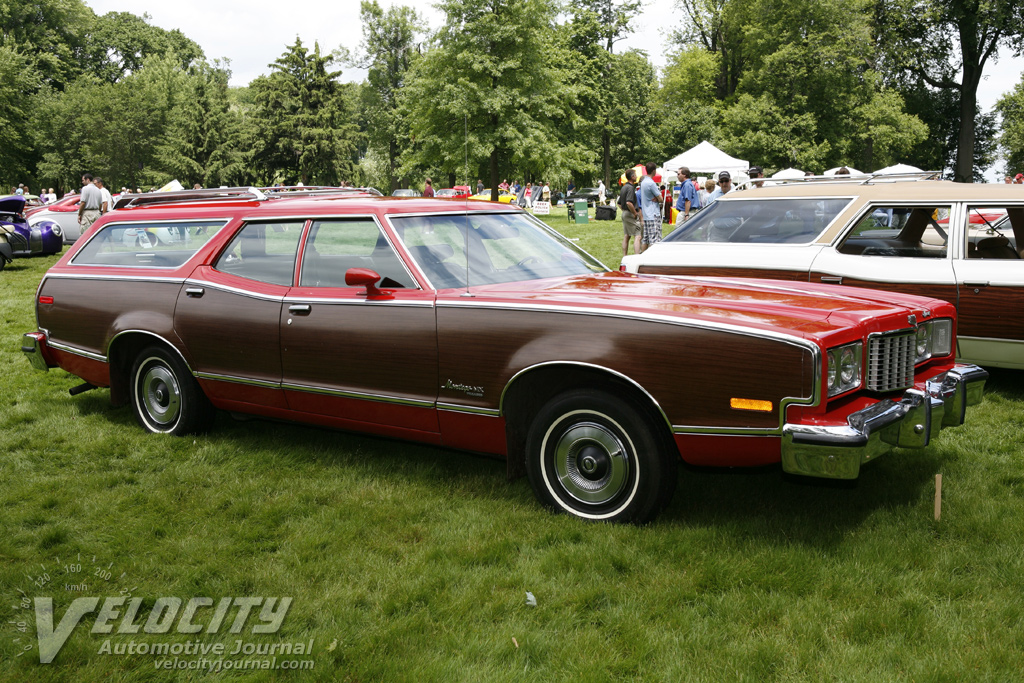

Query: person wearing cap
[[1016, 173, 1024, 184], [747, 166, 765, 189], [674, 167, 699, 225], [638, 161, 664, 251], [707, 171, 733, 204]]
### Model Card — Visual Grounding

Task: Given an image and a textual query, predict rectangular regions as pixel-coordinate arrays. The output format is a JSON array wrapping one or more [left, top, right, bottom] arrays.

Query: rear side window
[[214, 221, 305, 286], [664, 198, 851, 244], [71, 220, 226, 268], [838, 205, 951, 258]]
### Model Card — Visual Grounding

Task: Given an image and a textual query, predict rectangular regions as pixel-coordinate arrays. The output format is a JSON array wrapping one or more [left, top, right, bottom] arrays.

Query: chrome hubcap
[[140, 364, 180, 427], [553, 421, 629, 505]]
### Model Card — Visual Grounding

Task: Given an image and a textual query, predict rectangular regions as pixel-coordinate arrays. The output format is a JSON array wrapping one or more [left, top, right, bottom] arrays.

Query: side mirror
[[345, 267, 394, 300]]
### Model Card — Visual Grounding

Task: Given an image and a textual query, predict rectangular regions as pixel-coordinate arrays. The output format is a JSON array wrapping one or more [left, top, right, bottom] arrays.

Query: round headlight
[[916, 325, 931, 357], [828, 350, 838, 388], [840, 346, 857, 384]]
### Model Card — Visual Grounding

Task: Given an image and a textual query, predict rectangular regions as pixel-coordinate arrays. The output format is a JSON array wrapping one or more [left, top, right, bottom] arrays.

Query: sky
[[86, 0, 1024, 177]]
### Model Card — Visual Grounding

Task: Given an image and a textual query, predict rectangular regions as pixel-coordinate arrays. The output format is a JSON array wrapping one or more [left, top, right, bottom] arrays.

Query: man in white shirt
[[95, 177, 113, 213], [77, 174, 103, 231]]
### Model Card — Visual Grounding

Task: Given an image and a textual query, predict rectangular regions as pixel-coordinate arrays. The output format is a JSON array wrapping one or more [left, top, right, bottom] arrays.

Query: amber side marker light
[[39, 296, 54, 305], [730, 398, 773, 412]]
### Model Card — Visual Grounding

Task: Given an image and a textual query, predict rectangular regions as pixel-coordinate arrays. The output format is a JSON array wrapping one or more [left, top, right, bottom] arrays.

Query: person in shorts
[[639, 162, 664, 251], [619, 168, 642, 256]]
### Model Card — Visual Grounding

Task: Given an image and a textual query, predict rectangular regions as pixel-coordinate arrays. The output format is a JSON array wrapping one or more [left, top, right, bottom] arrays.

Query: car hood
[[0, 195, 26, 213], [463, 272, 949, 343]]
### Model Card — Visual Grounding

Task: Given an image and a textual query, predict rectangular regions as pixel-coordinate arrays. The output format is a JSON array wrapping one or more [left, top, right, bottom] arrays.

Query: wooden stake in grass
[[935, 474, 942, 521]]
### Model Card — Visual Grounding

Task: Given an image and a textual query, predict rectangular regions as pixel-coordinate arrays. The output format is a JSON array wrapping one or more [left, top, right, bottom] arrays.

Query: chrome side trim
[[280, 381, 435, 408], [281, 296, 434, 308], [671, 424, 783, 436], [184, 279, 286, 303], [47, 340, 107, 363], [43, 272, 188, 285], [437, 402, 501, 417], [194, 371, 281, 389]]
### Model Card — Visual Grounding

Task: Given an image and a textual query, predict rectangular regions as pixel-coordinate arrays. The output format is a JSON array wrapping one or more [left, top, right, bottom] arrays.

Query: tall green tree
[[655, 47, 721, 161], [0, 47, 39, 184], [354, 1, 423, 193], [248, 39, 359, 185], [405, 0, 584, 199], [875, 0, 1024, 182], [0, 0, 93, 89], [996, 77, 1024, 176], [84, 11, 203, 83], [561, 0, 637, 187], [154, 61, 245, 187]]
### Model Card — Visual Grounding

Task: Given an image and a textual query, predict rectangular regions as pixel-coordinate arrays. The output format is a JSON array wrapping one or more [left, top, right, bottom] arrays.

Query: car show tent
[[662, 141, 749, 176]]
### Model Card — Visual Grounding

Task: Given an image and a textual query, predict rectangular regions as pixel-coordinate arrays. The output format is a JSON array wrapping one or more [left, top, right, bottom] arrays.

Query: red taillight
[[39, 295, 54, 305], [619, 265, 626, 272]]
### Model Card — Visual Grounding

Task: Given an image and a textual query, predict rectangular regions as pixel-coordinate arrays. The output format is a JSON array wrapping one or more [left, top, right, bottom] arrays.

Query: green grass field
[[2, 217, 1023, 682]]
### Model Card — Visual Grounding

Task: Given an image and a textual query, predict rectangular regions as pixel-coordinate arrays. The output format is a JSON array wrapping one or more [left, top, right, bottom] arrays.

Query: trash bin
[[573, 199, 589, 224]]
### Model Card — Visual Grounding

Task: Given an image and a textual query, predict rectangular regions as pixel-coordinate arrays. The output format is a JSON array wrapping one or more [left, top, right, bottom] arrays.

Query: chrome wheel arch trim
[[106, 330, 196, 375], [498, 360, 674, 431]]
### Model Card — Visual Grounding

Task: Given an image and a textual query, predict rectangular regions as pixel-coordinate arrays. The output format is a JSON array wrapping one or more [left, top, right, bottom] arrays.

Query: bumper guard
[[781, 364, 988, 479]]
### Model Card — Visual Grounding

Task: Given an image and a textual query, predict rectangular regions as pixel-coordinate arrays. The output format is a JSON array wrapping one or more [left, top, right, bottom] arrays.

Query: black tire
[[525, 389, 677, 523], [130, 345, 213, 435]]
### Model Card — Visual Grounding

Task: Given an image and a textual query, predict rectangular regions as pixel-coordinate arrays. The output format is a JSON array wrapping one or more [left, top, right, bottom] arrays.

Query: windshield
[[664, 197, 852, 244], [390, 212, 607, 288]]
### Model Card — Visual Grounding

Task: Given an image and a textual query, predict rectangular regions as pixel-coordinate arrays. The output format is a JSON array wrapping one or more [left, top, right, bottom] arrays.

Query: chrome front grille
[[867, 331, 915, 392]]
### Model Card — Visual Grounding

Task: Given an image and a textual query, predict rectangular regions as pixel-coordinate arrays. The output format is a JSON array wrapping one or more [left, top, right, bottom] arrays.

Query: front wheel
[[525, 390, 677, 523], [130, 345, 213, 435]]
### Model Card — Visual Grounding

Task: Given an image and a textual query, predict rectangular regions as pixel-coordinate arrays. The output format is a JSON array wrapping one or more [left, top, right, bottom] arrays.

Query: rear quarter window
[[664, 198, 852, 244], [71, 220, 227, 268]]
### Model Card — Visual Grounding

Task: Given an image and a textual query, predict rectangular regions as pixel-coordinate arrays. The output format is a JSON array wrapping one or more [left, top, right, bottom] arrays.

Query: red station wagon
[[23, 187, 988, 522]]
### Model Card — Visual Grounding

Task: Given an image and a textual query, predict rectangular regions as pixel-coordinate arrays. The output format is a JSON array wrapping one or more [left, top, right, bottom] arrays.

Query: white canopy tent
[[874, 163, 923, 175], [824, 166, 863, 176], [771, 168, 805, 179], [663, 141, 749, 176]]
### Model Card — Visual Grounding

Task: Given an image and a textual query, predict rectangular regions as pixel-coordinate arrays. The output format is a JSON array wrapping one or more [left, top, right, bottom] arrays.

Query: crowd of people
[[1005, 174, 1024, 184]]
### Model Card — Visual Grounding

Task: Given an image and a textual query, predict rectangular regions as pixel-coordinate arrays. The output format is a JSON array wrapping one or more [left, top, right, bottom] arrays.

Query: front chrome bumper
[[781, 364, 988, 479]]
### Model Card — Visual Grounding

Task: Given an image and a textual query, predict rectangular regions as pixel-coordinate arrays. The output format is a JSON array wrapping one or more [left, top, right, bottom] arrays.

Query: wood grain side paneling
[[436, 306, 814, 430], [38, 279, 180, 356], [956, 284, 1024, 341]]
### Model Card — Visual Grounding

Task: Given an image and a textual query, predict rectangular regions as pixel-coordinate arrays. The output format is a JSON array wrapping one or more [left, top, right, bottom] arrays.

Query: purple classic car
[[0, 195, 64, 268]]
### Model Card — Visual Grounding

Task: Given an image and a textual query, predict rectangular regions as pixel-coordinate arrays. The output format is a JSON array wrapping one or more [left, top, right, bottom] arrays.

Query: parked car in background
[[23, 187, 986, 522], [0, 195, 63, 261], [436, 185, 472, 199], [468, 188, 516, 204], [567, 187, 603, 207], [27, 194, 83, 244], [392, 189, 421, 197], [622, 176, 1024, 370]]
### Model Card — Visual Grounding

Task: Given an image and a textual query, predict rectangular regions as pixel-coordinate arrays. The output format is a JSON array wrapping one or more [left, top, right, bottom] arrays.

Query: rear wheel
[[525, 390, 677, 523], [130, 345, 213, 435]]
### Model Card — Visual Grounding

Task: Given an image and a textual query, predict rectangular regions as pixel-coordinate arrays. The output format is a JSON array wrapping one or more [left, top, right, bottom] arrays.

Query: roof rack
[[735, 170, 943, 190], [112, 185, 382, 210]]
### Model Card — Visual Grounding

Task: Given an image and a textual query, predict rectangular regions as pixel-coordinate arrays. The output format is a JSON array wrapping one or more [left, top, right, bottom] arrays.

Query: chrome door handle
[[185, 287, 205, 298], [820, 276, 842, 284], [963, 281, 989, 287], [288, 304, 312, 315]]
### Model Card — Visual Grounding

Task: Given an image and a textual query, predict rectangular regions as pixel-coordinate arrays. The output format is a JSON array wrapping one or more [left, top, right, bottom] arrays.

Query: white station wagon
[[623, 177, 1024, 370]]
